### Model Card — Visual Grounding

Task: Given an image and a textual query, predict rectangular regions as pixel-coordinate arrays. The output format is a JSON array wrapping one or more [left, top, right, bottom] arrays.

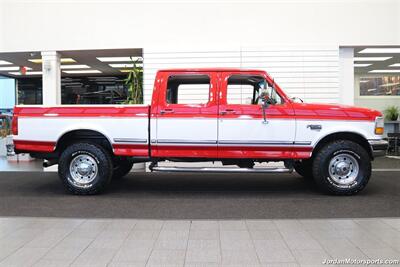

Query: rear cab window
[[166, 75, 211, 105]]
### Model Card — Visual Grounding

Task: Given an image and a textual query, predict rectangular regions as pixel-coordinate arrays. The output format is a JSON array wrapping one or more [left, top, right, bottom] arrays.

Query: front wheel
[[312, 140, 371, 195], [58, 143, 113, 195]]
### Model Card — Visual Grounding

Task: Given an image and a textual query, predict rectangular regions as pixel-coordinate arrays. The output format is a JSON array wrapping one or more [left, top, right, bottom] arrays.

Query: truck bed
[[13, 105, 150, 156]]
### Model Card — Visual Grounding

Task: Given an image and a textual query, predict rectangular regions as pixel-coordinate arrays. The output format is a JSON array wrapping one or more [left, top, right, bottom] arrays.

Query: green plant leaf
[[384, 105, 399, 121], [123, 56, 144, 105]]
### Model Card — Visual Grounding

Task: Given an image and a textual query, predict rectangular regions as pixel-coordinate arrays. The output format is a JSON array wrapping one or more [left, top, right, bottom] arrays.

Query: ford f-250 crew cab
[[12, 68, 388, 195]]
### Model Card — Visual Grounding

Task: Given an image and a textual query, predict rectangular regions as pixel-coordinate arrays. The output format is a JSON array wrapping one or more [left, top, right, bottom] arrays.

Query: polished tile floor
[[0, 217, 399, 266]]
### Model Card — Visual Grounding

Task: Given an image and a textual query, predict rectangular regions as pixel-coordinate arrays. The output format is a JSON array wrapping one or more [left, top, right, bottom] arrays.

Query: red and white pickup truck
[[12, 68, 388, 195]]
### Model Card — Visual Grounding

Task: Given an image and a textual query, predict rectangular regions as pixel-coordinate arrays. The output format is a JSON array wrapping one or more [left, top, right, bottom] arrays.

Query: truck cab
[[12, 68, 388, 195]]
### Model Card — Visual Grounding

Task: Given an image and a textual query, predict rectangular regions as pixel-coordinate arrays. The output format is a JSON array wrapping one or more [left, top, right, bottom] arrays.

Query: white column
[[339, 47, 354, 105], [41, 51, 61, 105]]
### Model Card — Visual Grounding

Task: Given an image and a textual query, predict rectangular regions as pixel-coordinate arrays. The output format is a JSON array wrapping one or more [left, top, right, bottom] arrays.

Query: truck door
[[152, 71, 219, 158], [217, 72, 298, 159]]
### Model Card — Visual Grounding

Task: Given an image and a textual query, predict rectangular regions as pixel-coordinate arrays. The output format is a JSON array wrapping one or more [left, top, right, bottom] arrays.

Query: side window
[[226, 84, 255, 104], [166, 75, 210, 104], [226, 75, 283, 105]]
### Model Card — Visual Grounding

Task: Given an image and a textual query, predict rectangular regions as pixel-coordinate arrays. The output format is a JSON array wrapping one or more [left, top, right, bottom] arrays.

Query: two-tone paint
[[12, 68, 382, 160]]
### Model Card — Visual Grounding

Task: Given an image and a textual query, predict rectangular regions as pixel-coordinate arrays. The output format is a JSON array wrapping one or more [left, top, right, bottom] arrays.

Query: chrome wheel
[[328, 153, 359, 186], [69, 154, 98, 187]]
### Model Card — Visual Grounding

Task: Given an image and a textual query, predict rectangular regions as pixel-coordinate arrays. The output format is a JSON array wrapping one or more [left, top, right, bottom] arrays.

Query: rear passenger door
[[153, 72, 219, 158]]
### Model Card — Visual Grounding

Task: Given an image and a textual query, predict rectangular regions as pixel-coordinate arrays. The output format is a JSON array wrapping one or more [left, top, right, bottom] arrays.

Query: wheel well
[[56, 130, 113, 154], [312, 132, 372, 159]]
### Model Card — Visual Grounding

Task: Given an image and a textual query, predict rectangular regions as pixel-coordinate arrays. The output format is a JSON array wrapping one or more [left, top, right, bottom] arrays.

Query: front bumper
[[368, 139, 388, 157]]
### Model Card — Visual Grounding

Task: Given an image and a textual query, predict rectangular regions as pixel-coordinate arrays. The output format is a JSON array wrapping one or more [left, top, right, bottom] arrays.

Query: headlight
[[374, 116, 384, 135]]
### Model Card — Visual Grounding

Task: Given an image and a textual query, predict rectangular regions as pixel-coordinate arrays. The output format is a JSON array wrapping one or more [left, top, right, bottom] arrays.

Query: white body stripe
[[156, 118, 217, 143], [15, 117, 149, 146], [295, 119, 378, 147], [218, 118, 296, 144], [14, 116, 378, 153]]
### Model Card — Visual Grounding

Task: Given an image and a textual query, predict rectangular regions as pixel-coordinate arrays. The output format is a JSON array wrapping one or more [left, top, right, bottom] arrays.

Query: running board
[[151, 166, 293, 173]]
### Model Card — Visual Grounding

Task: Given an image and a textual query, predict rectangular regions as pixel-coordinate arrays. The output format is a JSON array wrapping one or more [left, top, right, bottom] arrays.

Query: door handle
[[160, 108, 174, 114], [220, 109, 235, 115]]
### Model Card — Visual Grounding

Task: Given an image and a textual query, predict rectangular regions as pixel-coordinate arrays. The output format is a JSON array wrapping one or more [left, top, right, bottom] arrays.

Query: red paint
[[13, 106, 150, 118], [217, 145, 312, 159], [152, 144, 312, 159], [11, 115, 18, 135], [13, 140, 55, 152], [152, 145, 217, 158], [113, 144, 149, 156], [291, 103, 380, 121]]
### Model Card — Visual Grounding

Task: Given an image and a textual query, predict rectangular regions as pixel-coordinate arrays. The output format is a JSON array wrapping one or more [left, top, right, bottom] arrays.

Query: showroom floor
[[0, 170, 399, 219], [0, 157, 398, 266], [0, 217, 399, 266]]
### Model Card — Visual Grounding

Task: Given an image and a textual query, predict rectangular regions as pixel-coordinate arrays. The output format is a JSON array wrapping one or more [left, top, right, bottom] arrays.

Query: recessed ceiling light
[[0, 66, 32, 71], [61, 58, 76, 63], [0, 66, 20, 71], [359, 80, 369, 83], [354, 63, 372, 67], [354, 57, 392, 62], [97, 57, 142, 62], [109, 63, 143, 68], [62, 70, 101, 74], [0, 60, 12, 65], [369, 69, 400, 73], [60, 64, 90, 69], [8, 71, 42, 75], [29, 58, 76, 64], [26, 71, 42, 75], [119, 69, 132, 73], [359, 48, 400, 54], [389, 63, 400, 67]]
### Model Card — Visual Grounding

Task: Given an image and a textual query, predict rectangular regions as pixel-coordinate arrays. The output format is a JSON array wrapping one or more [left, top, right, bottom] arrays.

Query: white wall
[[1, 0, 399, 107], [143, 46, 339, 104], [339, 48, 354, 105], [0, 0, 400, 52]]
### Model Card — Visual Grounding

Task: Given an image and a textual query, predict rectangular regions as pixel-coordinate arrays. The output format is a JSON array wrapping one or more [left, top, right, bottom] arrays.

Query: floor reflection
[[0, 156, 43, 171]]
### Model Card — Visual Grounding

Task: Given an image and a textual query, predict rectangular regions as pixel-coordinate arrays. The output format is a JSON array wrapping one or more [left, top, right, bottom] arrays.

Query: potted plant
[[384, 106, 399, 121], [123, 57, 143, 104]]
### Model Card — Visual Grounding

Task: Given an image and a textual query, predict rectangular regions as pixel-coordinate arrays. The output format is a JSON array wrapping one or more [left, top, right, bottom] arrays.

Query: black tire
[[294, 159, 313, 179], [58, 142, 113, 195], [113, 158, 134, 179], [312, 140, 371, 195]]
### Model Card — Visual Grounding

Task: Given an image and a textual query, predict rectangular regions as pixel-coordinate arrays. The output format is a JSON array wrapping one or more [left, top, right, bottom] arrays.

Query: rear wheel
[[312, 140, 371, 195], [293, 159, 313, 179], [58, 142, 113, 195], [113, 158, 134, 179]]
